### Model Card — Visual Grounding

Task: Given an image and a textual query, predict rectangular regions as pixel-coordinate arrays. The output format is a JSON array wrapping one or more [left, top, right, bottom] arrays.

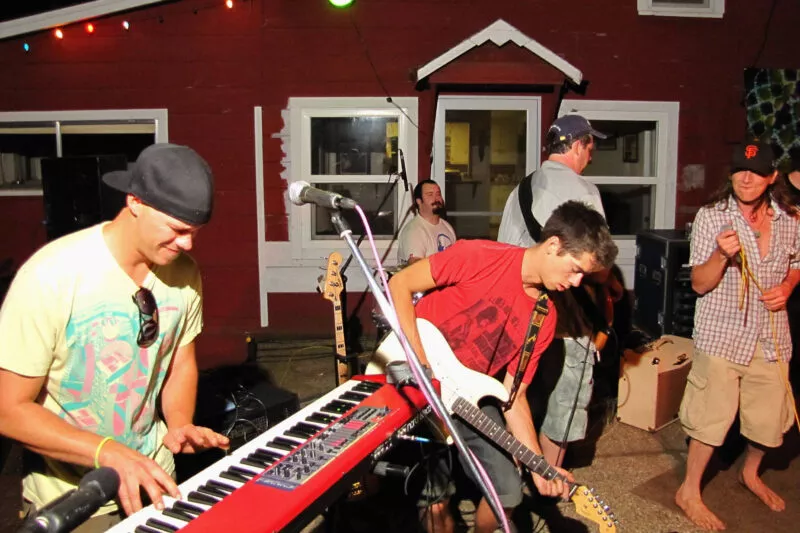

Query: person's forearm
[[388, 278, 427, 365], [781, 269, 800, 292], [691, 249, 730, 295], [504, 397, 542, 455], [0, 403, 107, 467], [160, 349, 198, 430]]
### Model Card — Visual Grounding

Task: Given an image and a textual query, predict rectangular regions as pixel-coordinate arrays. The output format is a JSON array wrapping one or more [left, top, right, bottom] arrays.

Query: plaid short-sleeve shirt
[[691, 197, 800, 365]]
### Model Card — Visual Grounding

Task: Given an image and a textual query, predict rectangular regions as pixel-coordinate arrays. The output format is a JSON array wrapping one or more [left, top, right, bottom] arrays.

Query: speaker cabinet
[[41, 155, 128, 241], [617, 335, 693, 432], [634, 229, 697, 338]]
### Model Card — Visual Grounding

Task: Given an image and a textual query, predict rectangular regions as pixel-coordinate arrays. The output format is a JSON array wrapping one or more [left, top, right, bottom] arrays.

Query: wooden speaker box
[[617, 335, 693, 432]]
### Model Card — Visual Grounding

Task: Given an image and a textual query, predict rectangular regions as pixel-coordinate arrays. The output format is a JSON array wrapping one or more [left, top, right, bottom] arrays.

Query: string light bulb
[[54, 28, 64, 39], [225, 0, 233, 8], [86, 23, 95, 34], [23, 43, 30, 52], [122, 21, 130, 30], [329, 0, 354, 6]]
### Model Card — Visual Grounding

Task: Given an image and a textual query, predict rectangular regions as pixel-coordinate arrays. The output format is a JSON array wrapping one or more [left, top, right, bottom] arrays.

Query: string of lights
[[17, 0, 354, 53]]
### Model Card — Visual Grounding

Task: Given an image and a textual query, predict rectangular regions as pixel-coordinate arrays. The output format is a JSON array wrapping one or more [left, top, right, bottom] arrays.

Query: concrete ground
[[1, 336, 798, 532]]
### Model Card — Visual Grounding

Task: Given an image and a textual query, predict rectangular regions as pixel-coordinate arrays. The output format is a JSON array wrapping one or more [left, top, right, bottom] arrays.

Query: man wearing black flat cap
[[676, 140, 800, 530], [0, 143, 229, 531]]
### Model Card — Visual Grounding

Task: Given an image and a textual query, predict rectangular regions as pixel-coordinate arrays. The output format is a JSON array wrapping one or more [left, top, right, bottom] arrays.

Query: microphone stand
[[328, 210, 507, 530], [338, 173, 404, 368]]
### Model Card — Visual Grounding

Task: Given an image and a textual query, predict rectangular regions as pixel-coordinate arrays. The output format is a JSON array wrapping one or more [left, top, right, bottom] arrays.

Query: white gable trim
[[0, 0, 167, 40], [416, 19, 582, 85]]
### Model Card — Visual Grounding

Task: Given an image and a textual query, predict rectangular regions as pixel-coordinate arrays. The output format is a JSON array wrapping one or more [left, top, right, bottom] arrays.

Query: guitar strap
[[503, 291, 550, 411]]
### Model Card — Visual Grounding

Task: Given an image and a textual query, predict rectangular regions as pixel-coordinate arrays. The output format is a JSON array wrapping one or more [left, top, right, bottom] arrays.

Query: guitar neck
[[452, 397, 571, 487], [333, 301, 346, 358]]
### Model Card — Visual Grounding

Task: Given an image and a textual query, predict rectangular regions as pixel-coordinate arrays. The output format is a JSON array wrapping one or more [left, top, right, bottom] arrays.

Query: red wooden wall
[[0, 0, 797, 366]]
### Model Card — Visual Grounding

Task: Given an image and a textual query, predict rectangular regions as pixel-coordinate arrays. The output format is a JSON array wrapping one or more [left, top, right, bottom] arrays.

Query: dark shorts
[[420, 404, 523, 509]]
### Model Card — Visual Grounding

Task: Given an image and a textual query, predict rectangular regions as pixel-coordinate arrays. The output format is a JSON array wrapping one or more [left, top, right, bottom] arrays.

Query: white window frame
[[637, 0, 725, 18], [432, 95, 541, 223], [287, 97, 418, 262], [0, 108, 168, 197], [559, 100, 679, 290]]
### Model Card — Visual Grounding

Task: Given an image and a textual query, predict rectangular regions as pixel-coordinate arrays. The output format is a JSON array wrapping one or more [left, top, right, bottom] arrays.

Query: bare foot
[[739, 473, 786, 511], [675, 486, 726, 530]]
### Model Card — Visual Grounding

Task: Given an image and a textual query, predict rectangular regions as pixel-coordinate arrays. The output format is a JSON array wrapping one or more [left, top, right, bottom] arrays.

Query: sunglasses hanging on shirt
[[132, 287, 159, 348]]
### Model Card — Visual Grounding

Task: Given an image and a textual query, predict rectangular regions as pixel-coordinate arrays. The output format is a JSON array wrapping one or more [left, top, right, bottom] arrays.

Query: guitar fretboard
[[452, 397, 570, 487]]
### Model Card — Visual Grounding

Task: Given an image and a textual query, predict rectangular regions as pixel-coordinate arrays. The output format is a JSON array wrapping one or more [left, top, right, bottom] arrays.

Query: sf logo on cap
[[744, 145, 759, 159]]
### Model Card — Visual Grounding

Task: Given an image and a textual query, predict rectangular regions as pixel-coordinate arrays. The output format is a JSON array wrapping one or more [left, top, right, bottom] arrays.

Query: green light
[[329, 0, 354, 7]]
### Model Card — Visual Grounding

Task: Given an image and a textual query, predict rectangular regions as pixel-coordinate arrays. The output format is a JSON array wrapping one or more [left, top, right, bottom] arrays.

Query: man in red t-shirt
[[389, 200, 618, 533]]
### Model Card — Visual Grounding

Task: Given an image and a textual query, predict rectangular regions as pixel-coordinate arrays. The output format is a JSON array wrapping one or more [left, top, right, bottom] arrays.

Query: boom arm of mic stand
[[340, 174, 401, 277], [328, 210, 508, 529]]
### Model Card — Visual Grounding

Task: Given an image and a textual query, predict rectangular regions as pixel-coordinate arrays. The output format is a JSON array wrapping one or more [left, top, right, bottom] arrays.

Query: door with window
[[432, 96, 541, 240]]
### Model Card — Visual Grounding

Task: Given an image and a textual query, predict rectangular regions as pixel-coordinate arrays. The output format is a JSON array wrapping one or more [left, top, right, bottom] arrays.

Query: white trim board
[[0, 0, 168, 40], [416, 19, 582, 85]]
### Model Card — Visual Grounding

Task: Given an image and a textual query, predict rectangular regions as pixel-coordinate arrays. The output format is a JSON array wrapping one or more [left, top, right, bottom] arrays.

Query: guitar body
[[366, 318, 509, 409], [366, 318, 618, 532]]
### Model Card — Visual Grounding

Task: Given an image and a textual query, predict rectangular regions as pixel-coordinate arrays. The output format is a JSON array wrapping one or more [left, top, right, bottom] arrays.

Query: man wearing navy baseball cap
[[0, 143, 230, 530], [497, 113, 622, 472]]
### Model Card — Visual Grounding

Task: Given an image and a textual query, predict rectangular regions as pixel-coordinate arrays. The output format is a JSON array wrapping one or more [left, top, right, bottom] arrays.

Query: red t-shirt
[[415, 240, 556, 385]]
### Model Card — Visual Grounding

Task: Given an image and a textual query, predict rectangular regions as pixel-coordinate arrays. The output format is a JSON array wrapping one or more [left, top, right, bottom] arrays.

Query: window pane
[[62, 132, 154, 161], [444, 110, 527, 240], [0, 131, 57, 189], [598, 184, 654, 235], [310, 117, 398, 176], [583, 120, 658, 178], [311, 182, 397, 239]]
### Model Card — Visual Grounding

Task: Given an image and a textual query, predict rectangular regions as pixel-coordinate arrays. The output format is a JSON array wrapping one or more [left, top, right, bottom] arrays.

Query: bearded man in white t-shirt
[[398, 179, 456, 265]]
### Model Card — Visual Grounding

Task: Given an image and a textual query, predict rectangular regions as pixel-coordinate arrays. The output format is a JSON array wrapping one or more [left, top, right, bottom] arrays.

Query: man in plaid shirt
[[675, 141, 800, 531]]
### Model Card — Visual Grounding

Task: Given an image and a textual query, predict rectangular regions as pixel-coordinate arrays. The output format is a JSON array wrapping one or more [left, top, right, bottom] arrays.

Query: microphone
[[398, 148, 409, 191], [19, 467, 120, 533], [288, 181, 357, 210]]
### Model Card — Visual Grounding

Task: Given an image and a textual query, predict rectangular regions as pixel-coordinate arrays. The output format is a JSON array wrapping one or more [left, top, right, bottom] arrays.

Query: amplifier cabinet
[[617, 335, 693, 432], [634, 229, 697, 338]]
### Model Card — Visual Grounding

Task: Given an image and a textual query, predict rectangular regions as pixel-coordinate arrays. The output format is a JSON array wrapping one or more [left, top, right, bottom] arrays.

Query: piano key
[[173, 500, 206, 516], [228, 465, 258, 478], [206, 479, 236, 493], [144, 518, 179, 532], [340, 391, 369, 402], [306, 412, 337, 425], [186, 490, 219, 506], [196, 484, 229, 499], [240, 456, 269, 469], [163, 508, 194, 523], [219, 469, 250, 484], [320, 400, 353, 415], [267, 436, 301, 451], [253, 448, 283, 462], [135, 526, 162, 533]]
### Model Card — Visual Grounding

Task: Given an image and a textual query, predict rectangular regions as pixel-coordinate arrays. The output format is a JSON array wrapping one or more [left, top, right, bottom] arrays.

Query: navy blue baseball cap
[[103, 143, 214, 225], [549, 114, 608, 142]]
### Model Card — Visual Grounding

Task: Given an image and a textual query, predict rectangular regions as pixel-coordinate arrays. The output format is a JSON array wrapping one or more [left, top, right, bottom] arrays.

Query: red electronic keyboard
[[108, 376, 430, 533]]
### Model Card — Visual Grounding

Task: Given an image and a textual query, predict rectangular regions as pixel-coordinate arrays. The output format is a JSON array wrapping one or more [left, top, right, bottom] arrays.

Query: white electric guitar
[[366, 318, 619, 532]]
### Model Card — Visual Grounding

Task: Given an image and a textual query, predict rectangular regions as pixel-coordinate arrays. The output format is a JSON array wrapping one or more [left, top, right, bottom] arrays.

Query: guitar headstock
[[322, 252, 343, 303], [570, 484, 618, 532]]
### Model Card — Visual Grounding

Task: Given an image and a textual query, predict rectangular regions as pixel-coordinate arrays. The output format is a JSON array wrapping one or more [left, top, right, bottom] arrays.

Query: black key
[[135, 526, 162, 533], [144, 518, 179, 532], [220, 469, 250, 483], [353, 380, 382, 393], [173, 500, 206, 516], [254, 448, 283, 462], [163, 507, 194, 523], [267, 437, 299, 451], [187, 490, 219, 506], [207, 479, 237, 493], [294, 422, 322, 435], [307, 413, 336, 425], [197, 484, 229, 498], [320, 400, 352, 415], [284, 428, 312, 440], [340, 391, 368, 402], [241, 456, 269, 469], [229, 465, 257, 478]]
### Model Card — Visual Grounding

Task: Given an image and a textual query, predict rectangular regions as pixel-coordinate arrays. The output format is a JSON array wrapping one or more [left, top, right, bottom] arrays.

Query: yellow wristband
[[94, 437, 114, 469]]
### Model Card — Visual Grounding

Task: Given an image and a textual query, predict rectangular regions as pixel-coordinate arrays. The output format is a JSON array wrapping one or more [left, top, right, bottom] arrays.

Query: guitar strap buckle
[[503, 292, 549, 411]]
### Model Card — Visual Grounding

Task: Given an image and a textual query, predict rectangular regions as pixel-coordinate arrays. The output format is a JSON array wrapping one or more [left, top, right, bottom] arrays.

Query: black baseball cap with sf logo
[[730, 140, 776, 177]]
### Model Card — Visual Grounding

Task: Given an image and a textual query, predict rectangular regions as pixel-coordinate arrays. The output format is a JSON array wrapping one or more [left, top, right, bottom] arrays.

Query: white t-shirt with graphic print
[[398, 215, 456, 263]]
